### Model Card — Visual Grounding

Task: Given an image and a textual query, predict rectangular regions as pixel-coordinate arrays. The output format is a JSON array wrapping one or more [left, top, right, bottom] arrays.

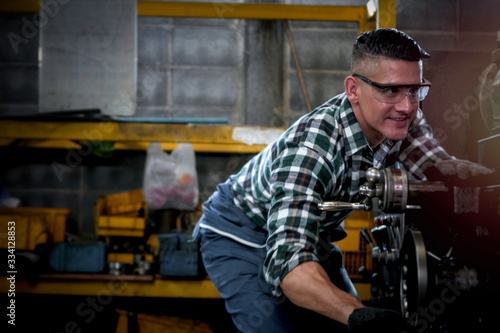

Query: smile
[[388, 117, 409, 127]]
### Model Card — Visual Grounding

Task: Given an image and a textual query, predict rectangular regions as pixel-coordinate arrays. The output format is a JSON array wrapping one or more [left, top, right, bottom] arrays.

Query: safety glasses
[[352, 73, 432, 104]]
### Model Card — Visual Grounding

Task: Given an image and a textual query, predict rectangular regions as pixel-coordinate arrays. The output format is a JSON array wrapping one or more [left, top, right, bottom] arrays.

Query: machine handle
[[360, 228, 375, 248], [371, 225, 388, 250], [318, 201, 368, 211]]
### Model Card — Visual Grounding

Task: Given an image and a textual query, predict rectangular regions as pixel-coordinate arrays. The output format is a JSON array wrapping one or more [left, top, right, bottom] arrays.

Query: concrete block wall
[[1, 0, 499, 236], [286, 24, 359, 121], [136, 15, 244, 121], [286, 0, 499, 160], [0, 13, 39, 115]]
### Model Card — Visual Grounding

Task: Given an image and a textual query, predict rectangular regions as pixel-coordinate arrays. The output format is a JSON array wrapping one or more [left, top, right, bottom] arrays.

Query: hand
[[348, 307, 416, 333], [430, 159, 493, 180]]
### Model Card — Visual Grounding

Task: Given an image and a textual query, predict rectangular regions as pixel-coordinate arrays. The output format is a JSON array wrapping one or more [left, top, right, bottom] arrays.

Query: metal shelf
[[0, 120, 286, 153], [0, 1, 396, 32], [0, 1, 395, 152]]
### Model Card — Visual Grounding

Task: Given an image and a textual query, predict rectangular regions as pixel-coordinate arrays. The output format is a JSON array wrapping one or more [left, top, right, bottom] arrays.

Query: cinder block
[[136, 65, 168, 107], [172, 68, 239, 107], [84, 152, 145, 191], [138, 25, 170, 65], [289, 72, 346, 113], [173, 27, 240, 66], [138, 16, 170, 25], [1, 161, 80, 190], [290, 30, 357, 71], [0, 15, 39, 63], [0, 66, 38, 104]]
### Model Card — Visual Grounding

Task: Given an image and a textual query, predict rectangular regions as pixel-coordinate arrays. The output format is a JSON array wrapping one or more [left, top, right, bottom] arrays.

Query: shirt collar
[[338, 93, 405, 158]]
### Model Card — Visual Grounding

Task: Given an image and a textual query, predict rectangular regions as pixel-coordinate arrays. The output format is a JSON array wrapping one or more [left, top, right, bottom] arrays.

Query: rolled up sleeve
[[399, 109, 453, 180], [263, 144, 335, 297]]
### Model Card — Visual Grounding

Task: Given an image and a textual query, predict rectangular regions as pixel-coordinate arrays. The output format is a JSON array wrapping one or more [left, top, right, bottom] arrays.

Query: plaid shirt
[[230, 92, 451, 296]]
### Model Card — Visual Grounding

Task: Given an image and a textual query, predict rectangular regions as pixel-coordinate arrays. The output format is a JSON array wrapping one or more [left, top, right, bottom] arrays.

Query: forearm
[[399, 111, 454, 179], [280, 261, 365, 325]]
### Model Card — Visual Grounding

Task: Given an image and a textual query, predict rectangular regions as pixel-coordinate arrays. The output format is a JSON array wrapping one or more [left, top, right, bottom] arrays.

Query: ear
[[345, 76, 359, 104]]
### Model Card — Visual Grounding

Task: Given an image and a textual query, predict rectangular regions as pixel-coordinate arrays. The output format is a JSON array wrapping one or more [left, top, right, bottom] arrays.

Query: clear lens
[[353, 74, 431, 104], [373, 85, 429, 104]]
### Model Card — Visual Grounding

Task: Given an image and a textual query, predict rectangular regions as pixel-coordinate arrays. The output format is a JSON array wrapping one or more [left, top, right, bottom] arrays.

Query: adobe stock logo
[[407, 280, 464, 333], [6, 0, 72, 54]]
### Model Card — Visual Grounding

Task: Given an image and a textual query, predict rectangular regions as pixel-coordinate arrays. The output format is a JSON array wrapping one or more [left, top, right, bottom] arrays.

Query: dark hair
[[351, 28, 429, 72]]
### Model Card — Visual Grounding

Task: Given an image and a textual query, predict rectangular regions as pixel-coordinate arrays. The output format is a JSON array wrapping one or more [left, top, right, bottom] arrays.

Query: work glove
[[347, 307, 416, 333]]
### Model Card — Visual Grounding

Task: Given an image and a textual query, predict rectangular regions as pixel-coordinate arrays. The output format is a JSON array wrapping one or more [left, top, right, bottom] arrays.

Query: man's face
[[350, 58, 423, 147]]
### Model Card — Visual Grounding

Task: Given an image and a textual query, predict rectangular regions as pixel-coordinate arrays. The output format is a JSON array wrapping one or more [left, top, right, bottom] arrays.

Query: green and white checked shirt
[[230, 92, 451, 296]]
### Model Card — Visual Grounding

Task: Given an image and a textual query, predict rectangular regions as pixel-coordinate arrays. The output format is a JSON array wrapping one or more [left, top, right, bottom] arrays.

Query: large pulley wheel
[[479, 63, 500, 133], [400, 229, 428, 320]]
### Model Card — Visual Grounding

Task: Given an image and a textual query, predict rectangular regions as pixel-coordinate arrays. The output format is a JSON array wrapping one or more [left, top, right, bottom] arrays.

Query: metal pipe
[[285, 20, 312, 112]]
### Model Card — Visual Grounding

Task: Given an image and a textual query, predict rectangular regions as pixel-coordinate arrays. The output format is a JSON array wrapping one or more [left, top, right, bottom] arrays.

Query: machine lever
[[371, 225, 390, 251], [360, 228, 375, 248], [318, 201, 369, 211]]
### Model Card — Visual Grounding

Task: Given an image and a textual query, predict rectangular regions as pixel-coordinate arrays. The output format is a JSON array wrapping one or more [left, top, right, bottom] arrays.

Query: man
[[194, 28, 491, 332]]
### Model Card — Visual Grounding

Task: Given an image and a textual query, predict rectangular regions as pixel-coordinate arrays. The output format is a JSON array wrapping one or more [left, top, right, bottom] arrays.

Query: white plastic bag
[[143, 143, 199, 210]]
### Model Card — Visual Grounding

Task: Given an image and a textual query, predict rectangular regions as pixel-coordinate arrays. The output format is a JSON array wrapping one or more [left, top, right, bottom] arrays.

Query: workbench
[[0, 274, 220, 298]]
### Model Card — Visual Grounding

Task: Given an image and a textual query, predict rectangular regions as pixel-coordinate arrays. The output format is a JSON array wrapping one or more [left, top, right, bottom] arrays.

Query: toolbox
[[95, 189, 147, 237], [0, 207, 71, 250]]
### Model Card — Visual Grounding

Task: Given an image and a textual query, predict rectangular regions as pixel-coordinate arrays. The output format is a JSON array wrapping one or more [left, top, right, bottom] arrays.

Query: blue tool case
[[158, 232, 204, 278], [50, 242, 106, 273]]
